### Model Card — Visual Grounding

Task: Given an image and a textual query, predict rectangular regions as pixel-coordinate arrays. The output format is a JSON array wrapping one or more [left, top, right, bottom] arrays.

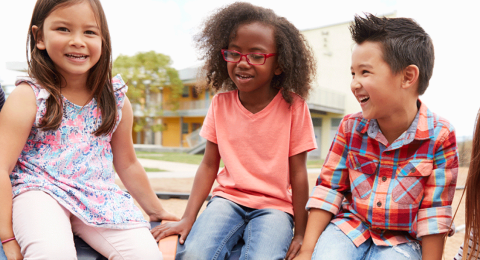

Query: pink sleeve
[[199, 95, 217, 144], [289, 101, 317, 157]]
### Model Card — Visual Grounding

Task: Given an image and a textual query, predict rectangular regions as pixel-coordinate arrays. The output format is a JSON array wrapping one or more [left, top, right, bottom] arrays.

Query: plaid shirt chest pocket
[[346, 152, 379, 200], [392, 159, 432, 204]]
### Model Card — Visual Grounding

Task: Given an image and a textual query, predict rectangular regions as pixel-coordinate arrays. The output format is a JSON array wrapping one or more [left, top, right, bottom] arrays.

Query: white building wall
[[301, 13, 396, 159]]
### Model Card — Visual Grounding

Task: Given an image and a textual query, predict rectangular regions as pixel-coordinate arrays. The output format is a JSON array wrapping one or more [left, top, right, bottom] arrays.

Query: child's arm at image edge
[[111, 97, 178, 222], [151, 140, 220, 243], [286, 151, 309, 260], [0, 83, 37, 259]]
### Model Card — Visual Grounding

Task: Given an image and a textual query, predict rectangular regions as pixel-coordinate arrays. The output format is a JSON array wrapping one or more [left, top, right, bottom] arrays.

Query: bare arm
[[294, 209, 333, 259], [0, 83, 37, 259], [111, 97, 178, 222], [285, 151, 309, 260], [151, 140, 220, 243], [421, 233, 445, 260]]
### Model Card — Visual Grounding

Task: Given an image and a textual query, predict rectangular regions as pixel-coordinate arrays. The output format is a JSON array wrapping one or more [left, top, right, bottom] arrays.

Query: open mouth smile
[[236, 74, 253, 80], [65, 54, 88, 60], [358, 95, 370, 104]]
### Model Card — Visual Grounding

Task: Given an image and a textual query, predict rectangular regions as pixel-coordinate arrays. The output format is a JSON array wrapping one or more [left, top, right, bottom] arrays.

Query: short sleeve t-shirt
[[200, 90, 317, 215]]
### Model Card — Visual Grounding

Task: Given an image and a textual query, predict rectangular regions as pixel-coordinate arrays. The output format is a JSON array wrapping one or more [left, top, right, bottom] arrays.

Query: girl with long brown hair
[[0, 0, 177, 259], [454, 112, 480, 259]]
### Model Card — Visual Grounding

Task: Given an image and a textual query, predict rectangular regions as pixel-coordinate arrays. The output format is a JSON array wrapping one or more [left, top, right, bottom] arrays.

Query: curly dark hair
[[195, 2, 316, 104], [349, 13, 434, 95]]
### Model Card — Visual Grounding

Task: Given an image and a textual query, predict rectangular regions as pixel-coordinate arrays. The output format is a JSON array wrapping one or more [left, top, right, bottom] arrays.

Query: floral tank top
[[11, 75, 148, 229]]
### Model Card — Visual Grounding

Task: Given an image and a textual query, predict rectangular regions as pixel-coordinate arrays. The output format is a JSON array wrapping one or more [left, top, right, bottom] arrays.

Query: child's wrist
[[181, 215, 196, 225], [1, 237, 16, 244]]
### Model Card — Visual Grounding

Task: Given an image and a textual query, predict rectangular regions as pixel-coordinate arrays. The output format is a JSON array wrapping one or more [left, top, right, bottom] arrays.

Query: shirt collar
[[356, 100, 434, 144]]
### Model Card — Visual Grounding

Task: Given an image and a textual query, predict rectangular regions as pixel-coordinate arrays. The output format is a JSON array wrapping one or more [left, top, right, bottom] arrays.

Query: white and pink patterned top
[[10, 75, 148, 229]]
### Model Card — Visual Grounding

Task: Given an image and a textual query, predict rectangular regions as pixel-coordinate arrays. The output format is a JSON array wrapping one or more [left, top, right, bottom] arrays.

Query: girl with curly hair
[[152, 2, 317, 259]]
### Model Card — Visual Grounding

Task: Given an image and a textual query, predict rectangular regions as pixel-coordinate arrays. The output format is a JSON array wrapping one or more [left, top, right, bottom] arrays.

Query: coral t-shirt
[[200, 90, 317, 215]]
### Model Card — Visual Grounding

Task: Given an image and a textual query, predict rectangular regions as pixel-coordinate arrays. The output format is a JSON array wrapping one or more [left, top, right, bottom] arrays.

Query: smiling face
[[34, 1, 102, 82], [350, 41, 404, 120], [226, 22, 282, 95]]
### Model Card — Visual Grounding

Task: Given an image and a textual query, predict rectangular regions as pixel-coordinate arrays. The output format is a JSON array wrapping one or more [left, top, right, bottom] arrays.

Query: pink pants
[[12, 191, 163, 260]]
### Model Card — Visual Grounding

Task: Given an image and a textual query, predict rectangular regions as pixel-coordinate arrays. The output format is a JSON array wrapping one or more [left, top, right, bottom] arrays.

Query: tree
[[113, 51, 183, 137]]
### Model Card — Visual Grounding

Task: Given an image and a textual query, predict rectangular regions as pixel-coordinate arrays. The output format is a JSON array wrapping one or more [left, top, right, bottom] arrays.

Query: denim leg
[[365, 241, 422, 260], [0, 243, 6, 260], [176, 197, 246, 260], [311, 223, 371, 260], [239, 208, 294, 260]]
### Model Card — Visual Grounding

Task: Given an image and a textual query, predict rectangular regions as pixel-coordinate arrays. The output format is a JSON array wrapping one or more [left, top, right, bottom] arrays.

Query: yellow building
[[158, 66, 210, 150]]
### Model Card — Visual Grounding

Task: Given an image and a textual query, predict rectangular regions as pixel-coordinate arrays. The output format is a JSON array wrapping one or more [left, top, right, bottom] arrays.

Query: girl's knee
[[129, 246, 163, 260], [111, 242, 163, 260], [22, 240, 76, 260]]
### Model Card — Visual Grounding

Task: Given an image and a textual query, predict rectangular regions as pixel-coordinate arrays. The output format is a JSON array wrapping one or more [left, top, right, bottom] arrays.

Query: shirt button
[[411, 168, 417, 173], [382, 176, 387, 182], [385, 151, 391, 155], [356, 163, 361, 168], [377, 201, 382, 207]]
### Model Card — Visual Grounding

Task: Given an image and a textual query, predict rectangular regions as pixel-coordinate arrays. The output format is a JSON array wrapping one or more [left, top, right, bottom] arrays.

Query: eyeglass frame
[[221, 49, 277, 65]]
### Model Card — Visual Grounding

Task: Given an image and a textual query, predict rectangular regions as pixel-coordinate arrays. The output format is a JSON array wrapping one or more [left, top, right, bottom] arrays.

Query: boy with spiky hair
[[295, 14, 458, 260]]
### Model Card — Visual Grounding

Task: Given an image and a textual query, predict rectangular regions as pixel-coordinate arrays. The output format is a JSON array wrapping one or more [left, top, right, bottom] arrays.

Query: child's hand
[[285, 235, 304, 260], [150, 219, 193, 244], [148, 209, 180, 222], [3, 240, 23, 260]]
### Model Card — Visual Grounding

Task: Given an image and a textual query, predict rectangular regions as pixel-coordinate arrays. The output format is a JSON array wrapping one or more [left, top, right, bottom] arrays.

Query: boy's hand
[[150, 218, 193, 244], [285, 235, 303, 260], [3, 240, 23, 260]]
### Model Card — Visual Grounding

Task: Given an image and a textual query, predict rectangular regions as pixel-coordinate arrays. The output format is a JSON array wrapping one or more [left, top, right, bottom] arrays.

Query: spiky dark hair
[[350, 13, 434, 95]]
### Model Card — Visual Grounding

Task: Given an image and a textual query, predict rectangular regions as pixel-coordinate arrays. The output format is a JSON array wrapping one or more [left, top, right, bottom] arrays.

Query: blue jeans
[[0, 243, 6, 260], [312, 223, 422, 260], [176, 196, 294, 260]]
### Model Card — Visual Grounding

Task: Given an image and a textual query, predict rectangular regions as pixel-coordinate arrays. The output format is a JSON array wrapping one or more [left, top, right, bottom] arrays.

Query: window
[[331, 118, 342, 127], [191, 86, 199, 98], [182, 86, 189, 98], [192, 123, 201, 132], [312, 118, 322, 127], [182, 122, 189, 134]]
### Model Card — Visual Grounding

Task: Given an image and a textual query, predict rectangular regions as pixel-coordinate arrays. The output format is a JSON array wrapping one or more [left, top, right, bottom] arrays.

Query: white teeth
[[66, 54, 87, 59], [359, 96, 370, 102], [237, 75, 252, 79]]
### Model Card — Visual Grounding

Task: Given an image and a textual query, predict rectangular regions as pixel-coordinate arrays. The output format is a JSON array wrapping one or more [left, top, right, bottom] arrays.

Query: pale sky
[[1, 0, 479, 138]]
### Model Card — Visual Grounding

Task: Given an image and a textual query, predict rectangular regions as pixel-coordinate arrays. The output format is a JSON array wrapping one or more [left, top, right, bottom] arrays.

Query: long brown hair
[[463, 110, 480, 259], [27, 0, 116, 136]]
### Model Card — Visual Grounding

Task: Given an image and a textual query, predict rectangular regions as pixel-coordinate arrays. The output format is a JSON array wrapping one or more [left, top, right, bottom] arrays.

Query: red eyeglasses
[[221, 49, 277, 65]]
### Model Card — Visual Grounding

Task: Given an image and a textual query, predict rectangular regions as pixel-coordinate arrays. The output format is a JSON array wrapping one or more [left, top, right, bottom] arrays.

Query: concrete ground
[[117, 159, 468, 259]]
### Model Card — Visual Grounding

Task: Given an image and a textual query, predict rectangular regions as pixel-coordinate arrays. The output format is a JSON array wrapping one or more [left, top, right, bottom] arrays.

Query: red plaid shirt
[[306, 101, 458, 246]]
